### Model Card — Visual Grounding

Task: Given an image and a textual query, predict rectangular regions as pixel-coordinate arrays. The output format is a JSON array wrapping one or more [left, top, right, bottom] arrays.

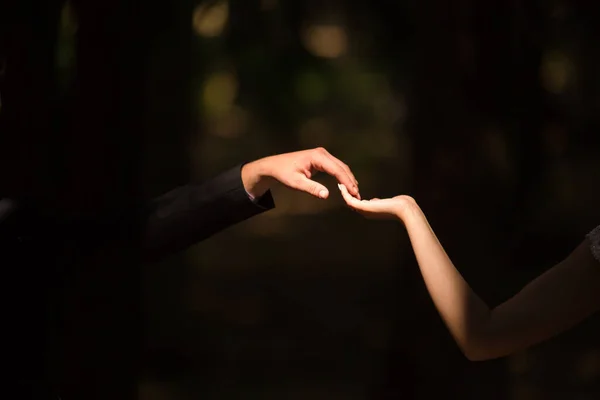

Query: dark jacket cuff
[[227, 163, 275, 211]]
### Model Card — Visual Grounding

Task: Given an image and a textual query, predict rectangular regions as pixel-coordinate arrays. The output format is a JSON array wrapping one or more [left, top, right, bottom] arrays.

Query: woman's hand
[[338, 184, 415, 220]]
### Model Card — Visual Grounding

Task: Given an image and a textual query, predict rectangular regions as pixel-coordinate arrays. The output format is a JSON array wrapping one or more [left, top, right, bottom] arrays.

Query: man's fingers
[[324, 150, 358, 186], [335, 159, 361, 200], [311, 149, 359, 197], [323, 150, 359, 189]]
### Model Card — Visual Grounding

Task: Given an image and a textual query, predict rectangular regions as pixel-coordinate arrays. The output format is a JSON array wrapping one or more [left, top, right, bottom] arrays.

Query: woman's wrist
[[394, 195, 420, 222]]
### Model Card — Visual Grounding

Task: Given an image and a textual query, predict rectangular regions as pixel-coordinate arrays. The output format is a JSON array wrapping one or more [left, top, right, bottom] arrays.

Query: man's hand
[[241, 147, 360, 200]]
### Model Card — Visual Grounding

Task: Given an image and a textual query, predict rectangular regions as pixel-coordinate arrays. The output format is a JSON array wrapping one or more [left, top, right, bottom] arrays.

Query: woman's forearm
[[397, 199, 493, 360], [396, 198, 600, 361], [338, 186, 600, 361]]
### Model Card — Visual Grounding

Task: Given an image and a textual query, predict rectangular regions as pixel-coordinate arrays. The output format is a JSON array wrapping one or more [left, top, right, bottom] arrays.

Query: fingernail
[[319, 190, 328, 198]]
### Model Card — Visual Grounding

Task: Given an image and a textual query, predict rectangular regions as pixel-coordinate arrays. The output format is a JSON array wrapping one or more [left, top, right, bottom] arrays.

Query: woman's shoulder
[[0, 197, 48, 234], [0, 198, 18, 223], [586, 225, 600, 264]]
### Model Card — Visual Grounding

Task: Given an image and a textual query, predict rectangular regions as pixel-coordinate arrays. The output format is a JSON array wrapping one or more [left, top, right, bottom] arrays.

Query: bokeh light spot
[[202, 71, 238, 117], [302, 24, 348, 59], [193, 0, 229, 37], [60, 1, 78, 36], [540, 50, 574, 94]]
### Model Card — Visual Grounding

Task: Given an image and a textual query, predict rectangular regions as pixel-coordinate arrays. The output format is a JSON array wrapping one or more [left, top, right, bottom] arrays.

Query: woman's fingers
[[338, 184, 397, 216], [338, 184, 375, 211], [338, 183, 357, 203]]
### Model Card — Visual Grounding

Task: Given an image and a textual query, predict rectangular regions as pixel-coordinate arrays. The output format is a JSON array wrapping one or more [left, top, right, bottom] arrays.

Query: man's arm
[[142, 147, 359, 261], [57, 147, 359, 263], [141, 164, 274, 262]]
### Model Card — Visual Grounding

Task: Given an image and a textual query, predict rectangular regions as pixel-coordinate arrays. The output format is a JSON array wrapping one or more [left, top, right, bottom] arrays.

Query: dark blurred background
[[2, 0, 600, 399]]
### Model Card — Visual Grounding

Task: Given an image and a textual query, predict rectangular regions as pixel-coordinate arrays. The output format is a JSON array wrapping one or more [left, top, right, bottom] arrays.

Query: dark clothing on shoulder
[[0, 165, 274, 397]]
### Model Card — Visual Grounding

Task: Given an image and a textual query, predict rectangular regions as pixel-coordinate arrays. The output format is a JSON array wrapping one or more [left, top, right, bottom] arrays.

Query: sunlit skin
[[242, 147, 360, 200], [338, 184, 600, 361]]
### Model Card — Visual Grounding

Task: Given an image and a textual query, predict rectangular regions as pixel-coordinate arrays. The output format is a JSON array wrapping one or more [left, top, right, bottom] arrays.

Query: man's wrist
[[241, 158, 274, 199]]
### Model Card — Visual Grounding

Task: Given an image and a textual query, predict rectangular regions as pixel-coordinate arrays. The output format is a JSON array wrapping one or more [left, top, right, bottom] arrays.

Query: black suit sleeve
[[44, 164, 274, 263], [141, 164, 274, 262]]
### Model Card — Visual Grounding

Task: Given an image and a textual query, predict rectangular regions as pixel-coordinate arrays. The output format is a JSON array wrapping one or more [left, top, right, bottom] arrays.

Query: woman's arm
[[338, 185, 600, 361], [399, 198, 600, 360]]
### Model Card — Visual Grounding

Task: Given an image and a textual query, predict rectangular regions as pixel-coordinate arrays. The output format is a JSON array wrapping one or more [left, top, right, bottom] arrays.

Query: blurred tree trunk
[[376, 0, 518, 398], [359, 2, 417, 398], [576, 3, 600, 150], [57, 1, 146, 398], [57, 0, 193, 398], [140, 0, 196, 388], [0, 0, 63, 202], [406, 0, 481, 397]]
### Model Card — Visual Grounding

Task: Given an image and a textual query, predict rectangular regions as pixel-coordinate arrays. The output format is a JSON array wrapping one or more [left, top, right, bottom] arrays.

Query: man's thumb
[[300, 177, 329, 199]]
